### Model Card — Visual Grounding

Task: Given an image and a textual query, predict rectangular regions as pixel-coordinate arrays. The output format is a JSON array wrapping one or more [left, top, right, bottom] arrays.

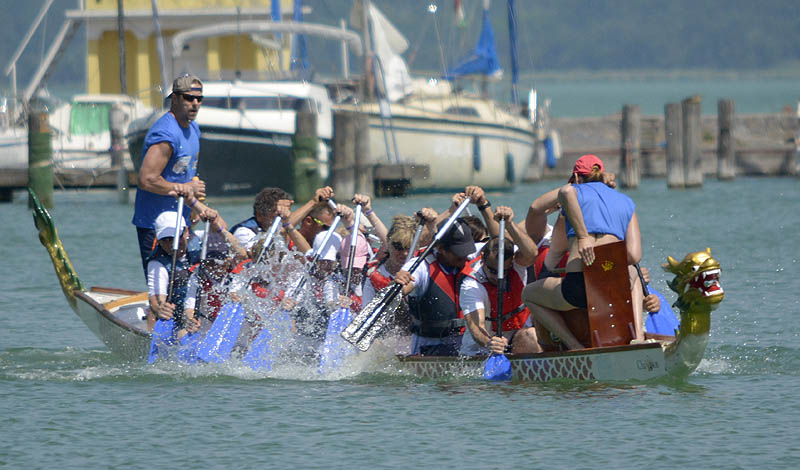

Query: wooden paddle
[[341, 199, 472, 351], [148, 196, 185, 363], [484, 219, 512, 380], [197, 215, 283, 363], [319, 204, 362, 373]]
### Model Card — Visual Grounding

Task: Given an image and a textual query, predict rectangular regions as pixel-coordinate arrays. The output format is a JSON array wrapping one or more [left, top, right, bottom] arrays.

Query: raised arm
[[465, 186, 498, 237], [525, 187, 560, 246], [494, 206, 538, 267], [288, 186, 334, 227], [353, 194, 388, 245]]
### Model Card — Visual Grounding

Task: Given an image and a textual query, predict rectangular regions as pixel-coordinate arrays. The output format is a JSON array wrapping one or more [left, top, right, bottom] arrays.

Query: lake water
[[1, 177, 799, 468]]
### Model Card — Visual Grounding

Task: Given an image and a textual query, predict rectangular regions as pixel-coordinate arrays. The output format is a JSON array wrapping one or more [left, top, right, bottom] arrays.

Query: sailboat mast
[[507, 0, 519, 106], [151, 0, 169, 96]]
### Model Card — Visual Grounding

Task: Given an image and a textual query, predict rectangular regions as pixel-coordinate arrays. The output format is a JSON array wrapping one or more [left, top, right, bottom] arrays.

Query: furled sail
[[445, 5, 502, 81], [368, 3, 413, 102]]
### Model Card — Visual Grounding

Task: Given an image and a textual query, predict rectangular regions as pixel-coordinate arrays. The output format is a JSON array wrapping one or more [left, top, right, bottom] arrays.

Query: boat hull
[[397, 342, 671, 382], [71, 288, 151, 361]]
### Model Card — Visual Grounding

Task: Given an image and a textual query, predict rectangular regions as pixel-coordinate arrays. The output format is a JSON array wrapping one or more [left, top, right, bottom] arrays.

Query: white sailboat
[[337, 0, 539, 192]]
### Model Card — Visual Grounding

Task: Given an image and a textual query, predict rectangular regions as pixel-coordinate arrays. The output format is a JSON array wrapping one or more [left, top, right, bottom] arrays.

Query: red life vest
[[465, 259, 530, 331], [366, 258, 393, 291], [534, 245, 569, 280]]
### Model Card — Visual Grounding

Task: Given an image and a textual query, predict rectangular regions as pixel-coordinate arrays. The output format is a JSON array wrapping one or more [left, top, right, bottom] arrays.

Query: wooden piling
[[27, 106, 53, 208], [109, 104, 129, 204], [717, 98, 736, 180], [353, 111, 373, 197], [665, 102, 684, 188], [332, 110, 356, 197], [620, 104, 641, 188], [292, 103, 321, 202], [682, 96, 703, 187]]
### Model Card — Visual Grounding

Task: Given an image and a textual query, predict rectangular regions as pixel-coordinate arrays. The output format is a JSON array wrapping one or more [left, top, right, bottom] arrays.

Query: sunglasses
[[391, 241, 409, 251], [312, 217, 330, 230], [485, 263, 510, 276], [179, 92, 203, 103]]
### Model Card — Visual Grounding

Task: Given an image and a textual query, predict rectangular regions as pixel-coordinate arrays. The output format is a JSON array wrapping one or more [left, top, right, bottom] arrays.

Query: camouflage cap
[[171, 74, 203, 95]]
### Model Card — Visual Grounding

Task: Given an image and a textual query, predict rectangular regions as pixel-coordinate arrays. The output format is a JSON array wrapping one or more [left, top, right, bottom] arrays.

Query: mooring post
[[665, 102, 684, 188], [353, 111, 373, 197], [620, 104, 641, 188], [109, 103, 129, 204], [292, 102, 321, 202], [682, 95, 703, 187], [332, 110, 356, 197], [717, 98, 735, 181], [27, 101, 53, 208]]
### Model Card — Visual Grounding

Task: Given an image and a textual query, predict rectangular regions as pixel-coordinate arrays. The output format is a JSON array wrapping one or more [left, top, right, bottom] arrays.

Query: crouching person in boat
[[363, 214, 419, 332], [146, 209, 195, 356], [460, 206, 543, 356], [394, 210, 475, 356], [230, 186, 294, 255], [522, 155, 659, 350]]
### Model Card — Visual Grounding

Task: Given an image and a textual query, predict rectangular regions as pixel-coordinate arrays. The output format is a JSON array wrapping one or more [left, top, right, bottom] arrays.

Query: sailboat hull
[[364, 111, 535, 191]]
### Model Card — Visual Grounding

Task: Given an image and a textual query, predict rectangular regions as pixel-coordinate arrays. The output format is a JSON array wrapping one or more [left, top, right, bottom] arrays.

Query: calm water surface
[[1, 177, 799, 468]]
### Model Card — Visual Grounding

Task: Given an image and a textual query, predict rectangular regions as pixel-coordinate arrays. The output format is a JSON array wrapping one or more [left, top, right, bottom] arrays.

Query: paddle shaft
[[255, 216, 283, 264], [406, 217, 425, 264], [200, 220, 210, 261], [167, 196, 185, 303], [349, 199, 473, 343], [344, 205, 362, 296], [496, 219, 505, 340], [634, 263, 650, 296]]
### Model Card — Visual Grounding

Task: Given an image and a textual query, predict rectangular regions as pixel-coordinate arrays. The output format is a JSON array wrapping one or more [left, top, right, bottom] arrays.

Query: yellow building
[[72, 0, 295, 107]]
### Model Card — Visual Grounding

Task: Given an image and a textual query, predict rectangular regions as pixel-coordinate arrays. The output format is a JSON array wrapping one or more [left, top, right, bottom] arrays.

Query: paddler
[[394, 210, 475, 356], [459, 206, 543, 356], [230, 187, 293, 256]]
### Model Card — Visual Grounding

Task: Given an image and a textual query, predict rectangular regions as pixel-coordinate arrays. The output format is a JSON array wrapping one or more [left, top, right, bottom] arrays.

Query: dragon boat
[[396, 241, 725, 381], [31, 189, 724, 381]]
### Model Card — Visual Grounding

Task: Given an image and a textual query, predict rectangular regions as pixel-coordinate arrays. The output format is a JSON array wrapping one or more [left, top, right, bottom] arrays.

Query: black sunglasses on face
[[485, 263, 510, 276], [180, 92, 203, 103], [391, 241, 409, 251]]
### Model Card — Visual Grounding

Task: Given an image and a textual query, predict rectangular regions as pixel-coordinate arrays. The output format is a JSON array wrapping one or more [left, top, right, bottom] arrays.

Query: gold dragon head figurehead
[[663, 248, 724, 312]]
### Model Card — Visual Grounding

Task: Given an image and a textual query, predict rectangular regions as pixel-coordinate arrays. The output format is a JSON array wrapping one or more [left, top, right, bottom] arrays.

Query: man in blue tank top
[[132, 74, 207, 277]]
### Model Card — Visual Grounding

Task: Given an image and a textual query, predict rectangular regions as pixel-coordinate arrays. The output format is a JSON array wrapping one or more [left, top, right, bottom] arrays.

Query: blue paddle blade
[[483, 354, 512, 381], [148, 318, 176, 364], [318, 307, 356, 374], [243, 310, 292, 371], [177, 331, 204, 364], [197, 303, 245, 363]]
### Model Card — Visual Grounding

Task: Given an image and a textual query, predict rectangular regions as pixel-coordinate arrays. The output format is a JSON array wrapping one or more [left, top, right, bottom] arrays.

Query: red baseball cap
[[569, 154, 604, 183]]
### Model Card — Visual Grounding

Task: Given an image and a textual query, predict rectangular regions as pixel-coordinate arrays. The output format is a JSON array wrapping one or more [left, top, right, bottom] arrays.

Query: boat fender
[[472, 135, 481, 171], [505, 153, 515, 183]]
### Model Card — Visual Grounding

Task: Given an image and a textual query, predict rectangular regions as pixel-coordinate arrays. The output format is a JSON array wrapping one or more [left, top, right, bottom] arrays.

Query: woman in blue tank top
[[521, 155, 656, 350]]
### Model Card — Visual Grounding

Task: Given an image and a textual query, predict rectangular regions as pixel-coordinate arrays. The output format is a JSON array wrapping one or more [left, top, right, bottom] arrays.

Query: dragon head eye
[[691, 265, 699, 272]]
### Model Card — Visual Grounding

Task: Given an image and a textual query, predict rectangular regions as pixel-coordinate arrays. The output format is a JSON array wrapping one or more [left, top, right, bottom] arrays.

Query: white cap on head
[[154, 211, 187, 240], [312, 230, 342, 261]]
